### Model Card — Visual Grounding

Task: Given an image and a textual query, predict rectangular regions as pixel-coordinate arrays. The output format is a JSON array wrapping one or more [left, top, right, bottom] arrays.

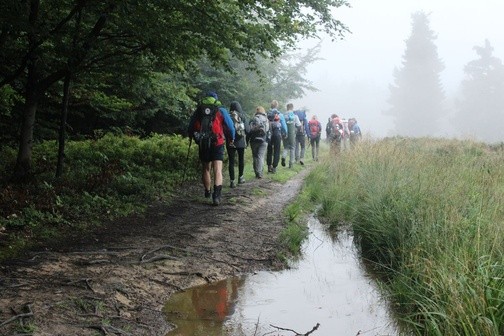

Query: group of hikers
[[188, 92, 361, 206], [325, 114, 362, 152]]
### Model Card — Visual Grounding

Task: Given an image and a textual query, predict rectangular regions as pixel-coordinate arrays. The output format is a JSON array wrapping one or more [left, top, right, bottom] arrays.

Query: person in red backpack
[[188, 92, 235, 206], [308, 115, 322, 161]]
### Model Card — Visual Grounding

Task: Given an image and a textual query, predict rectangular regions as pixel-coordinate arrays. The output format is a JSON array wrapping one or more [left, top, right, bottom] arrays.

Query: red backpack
[[331, 117, 343, 141], [308, 119, 321, 138]]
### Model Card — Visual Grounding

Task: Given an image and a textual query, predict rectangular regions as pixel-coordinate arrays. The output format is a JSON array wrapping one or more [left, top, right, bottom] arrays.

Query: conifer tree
[[385, 11, 445, 137], [454, 40, 504, 143]]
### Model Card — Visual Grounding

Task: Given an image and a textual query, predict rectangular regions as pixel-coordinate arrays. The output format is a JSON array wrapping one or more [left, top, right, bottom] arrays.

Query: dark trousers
[[310, 136, 320, 159], [227, 146, 245, 181], [295, 133, 306, 161], [266, 135, 282, 168]]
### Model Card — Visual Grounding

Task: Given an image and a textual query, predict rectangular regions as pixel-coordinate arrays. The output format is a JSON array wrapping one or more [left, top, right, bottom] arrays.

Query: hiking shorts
[[199, 144, 224, 162]]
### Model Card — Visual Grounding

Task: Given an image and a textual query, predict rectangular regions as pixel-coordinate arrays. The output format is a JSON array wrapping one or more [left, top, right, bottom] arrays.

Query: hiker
[[294, 109, 309, 165], [341, 118, 351, 151], [248, 106, 270, 178], [266, 100, 287, 173], [325, 117, 332, 142], [329, 114, 343, 153], [348, 117, 362, 146], [308, 114, 322, 161], [226, 101, 249, 188], [281, 103, 301, 168], [188, 92, 235, 206]]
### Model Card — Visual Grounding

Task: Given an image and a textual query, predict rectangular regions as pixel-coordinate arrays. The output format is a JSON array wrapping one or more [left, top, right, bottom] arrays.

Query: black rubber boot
[[212, 185, 222, 206]]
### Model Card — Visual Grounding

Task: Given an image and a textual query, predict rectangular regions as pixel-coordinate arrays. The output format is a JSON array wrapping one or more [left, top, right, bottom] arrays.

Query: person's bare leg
[[212, 160, 223, 186], [212, 160, 223, 205], [202, 162, 212, 191]]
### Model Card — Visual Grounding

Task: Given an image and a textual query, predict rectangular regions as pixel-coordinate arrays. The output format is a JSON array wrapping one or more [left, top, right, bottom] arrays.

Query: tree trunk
[[14, 93, 38, 181], [55, 74, 72, 178]]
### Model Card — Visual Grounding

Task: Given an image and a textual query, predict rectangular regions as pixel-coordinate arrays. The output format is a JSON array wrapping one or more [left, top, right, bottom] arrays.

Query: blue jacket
[[220, 107, 236, 141], [188, 98, 235, 144]]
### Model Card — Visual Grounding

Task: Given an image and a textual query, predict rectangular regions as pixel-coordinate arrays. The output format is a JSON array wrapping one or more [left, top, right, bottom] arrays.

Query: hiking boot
[[268, 165, 273, 173], [212, 185, 222, 206], [230, 180, 235, 188], [300, 160, 304, 165], [238, 176, 245, 184], [281, 158, 286, 167], [272, 167, 277, 173], [204, 189, 211, 198]]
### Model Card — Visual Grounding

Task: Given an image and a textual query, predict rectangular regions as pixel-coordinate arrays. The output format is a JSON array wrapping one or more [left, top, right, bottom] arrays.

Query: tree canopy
[[0, 0, 349, 180], [384, 11, 445, 137]]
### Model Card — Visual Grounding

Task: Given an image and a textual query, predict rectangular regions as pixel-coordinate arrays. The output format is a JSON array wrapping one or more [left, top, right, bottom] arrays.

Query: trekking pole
[[182, 136, 193, 183]]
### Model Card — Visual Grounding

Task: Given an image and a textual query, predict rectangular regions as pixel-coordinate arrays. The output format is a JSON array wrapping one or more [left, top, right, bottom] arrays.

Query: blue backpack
[[294, 110, 307, 135]]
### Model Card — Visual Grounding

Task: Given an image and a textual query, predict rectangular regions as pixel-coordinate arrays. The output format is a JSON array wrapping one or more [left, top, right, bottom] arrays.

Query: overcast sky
[[293, 0, 504, 137]]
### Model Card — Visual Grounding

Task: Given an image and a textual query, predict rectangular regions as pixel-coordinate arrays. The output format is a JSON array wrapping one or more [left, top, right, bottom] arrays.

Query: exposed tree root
[[140, 255, 178, 264], [87, 324, 133, 336], [0, 304, 33, 327], [64, 278, 94, 291]]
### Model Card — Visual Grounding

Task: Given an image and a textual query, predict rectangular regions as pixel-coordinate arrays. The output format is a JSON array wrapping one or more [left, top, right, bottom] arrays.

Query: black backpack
[[267, 109, 283, 138], [195, 103, 219, 150]]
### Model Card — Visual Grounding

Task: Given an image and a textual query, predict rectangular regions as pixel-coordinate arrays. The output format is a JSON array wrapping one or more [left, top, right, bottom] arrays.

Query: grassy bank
[[0, 134, 200, 261], [305, 137, 504, 335]]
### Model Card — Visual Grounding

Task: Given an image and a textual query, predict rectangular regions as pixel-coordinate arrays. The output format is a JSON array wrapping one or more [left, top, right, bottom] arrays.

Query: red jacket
[[188, 107, 235, 147]]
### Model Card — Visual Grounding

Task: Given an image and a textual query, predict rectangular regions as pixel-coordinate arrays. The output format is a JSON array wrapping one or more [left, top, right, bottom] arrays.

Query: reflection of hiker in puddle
[[191, 278, 240, 321]]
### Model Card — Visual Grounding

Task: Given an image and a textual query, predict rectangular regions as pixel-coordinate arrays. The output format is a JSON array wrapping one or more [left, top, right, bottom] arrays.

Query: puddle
[[165, 215, 399, 336]]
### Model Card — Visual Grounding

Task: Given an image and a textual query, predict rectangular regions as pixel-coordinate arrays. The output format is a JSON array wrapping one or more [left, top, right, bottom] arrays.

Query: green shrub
[[0, 133, 200, 261]]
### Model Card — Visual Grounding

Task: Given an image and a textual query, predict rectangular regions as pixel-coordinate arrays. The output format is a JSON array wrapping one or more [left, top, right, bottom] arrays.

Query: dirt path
[[0, 169, 309, 336]]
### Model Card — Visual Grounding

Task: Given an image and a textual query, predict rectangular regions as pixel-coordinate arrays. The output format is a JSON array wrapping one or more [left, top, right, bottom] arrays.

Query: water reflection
[[165, 277, 244, 336], [165, 216, 398, 336]]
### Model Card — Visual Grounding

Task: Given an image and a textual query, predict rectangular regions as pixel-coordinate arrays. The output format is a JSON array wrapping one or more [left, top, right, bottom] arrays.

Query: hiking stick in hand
[[182, 137, 193, 183]]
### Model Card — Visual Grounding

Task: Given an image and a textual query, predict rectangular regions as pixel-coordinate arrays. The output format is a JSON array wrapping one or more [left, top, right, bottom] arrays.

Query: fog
[[293, 0, 504, 142]]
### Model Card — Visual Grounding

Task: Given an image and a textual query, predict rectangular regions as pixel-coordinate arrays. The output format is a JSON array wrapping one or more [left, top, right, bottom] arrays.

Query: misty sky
[[293, 0, 504, 138]]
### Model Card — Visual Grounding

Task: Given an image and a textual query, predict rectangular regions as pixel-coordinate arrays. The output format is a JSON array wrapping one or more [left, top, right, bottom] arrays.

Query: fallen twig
[[269, 322, 320, 336]]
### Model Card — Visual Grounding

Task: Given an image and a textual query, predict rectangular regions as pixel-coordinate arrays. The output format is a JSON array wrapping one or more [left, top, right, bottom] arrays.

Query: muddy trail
[[0, 169, 309, 336]]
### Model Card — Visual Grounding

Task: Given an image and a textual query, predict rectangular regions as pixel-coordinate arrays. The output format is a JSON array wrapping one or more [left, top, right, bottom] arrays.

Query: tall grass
[[305, 137, 504, 335]]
